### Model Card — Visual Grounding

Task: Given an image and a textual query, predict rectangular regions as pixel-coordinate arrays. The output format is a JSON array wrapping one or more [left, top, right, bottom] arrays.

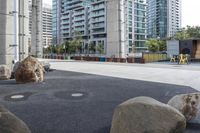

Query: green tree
[[73, 31, 83, 54], [146, 39, 159, 52], [173, 26, 200, 40], [186, 26, 200, 38], [96, 42, 104, 55], [56, 45, 64, 54], [173, 28, 190, 40], [89, 41, 96, 54], [62, 40, 70, 54], [158, 40, 167, 52]]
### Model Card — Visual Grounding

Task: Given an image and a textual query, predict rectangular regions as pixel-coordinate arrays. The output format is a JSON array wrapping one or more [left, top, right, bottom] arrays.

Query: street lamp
[[157, 36, 160, 52]]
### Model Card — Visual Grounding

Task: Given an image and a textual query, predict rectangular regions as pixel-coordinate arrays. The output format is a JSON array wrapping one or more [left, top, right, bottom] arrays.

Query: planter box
[[106, 58, 113, 62], [140, 59, 145, 64], [134, 58, 145, 64], [95, 57, 100, 61], [120, 58, 126, 63], [127, 58, 134, 63], [113, 58, 120, 62], [74, 56, 81, 60], [100, 57, 106, 62], [61, 56, 64, 60]]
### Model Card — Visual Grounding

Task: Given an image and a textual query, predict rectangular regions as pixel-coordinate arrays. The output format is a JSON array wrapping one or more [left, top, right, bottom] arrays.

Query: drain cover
[[4, 92, 34, 102], [54, 91, 87, 100]]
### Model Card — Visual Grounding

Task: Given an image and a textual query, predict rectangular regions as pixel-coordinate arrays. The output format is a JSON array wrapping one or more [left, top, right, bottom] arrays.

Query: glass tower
[[147, 0, 181, 39], [147, 0, 167, 38], [134, 0, 147, 52]]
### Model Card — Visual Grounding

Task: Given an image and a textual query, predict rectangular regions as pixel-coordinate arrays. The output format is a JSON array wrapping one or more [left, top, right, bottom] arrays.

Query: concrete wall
[[106, 0, 120, 58], [167, 40, 179, 57]]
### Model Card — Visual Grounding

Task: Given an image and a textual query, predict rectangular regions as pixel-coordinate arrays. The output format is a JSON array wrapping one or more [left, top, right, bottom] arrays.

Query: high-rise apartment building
[[29, 1, 52, 49], [147, 0, 181, 39], [53, 0, 134, 58], [43, 4, 53, 47], [134, 0, 147, 52]]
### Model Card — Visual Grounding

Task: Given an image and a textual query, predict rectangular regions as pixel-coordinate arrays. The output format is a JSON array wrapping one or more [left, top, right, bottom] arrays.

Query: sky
[[43, 0, 200, 28]]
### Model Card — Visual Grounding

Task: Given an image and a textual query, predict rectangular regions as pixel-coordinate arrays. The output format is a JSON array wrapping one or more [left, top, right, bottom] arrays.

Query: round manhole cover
[[54, 91, 87, 100], [71, 93, 83, 97], [4, 92, 34, 102], [173, 65, 181, 67], [10, 95, 24, 99]]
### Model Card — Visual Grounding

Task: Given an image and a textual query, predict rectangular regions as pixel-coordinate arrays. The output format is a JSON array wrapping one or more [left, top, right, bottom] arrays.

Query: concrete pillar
[[0, 0, 29, 68], [19, 0, 29, 61], [31, 0, 43, 58]]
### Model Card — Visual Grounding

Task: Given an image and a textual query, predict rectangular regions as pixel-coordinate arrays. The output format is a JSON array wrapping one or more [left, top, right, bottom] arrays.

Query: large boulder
[[110, 97, 186, 133], [15, 56, 44, 83], [0, 65, 11, 80], [168, 93, 200, 124], [0, 106, 31, 133]]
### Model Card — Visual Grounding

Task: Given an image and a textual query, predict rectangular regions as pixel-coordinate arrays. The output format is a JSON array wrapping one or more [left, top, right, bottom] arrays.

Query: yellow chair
[[170, 55, 176, 62], [179, 54, 188, 64]]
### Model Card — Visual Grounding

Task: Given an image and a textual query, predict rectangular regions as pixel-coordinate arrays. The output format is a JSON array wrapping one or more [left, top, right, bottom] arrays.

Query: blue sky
[[43, 0, 200, 27]]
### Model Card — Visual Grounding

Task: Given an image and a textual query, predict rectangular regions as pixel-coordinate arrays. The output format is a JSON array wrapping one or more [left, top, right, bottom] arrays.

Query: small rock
[[11, 61, 21, 79], [15, 56, 44, 83], [0, 65, 11, 80], [0, 106, 31, 133], [110, 96, 186, 133], [168, 93, 200, 124], [40, 61, 51, 72]]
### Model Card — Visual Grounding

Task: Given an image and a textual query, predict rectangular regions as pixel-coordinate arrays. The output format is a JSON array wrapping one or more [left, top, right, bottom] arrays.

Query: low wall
[[143, 53, 168, 63]]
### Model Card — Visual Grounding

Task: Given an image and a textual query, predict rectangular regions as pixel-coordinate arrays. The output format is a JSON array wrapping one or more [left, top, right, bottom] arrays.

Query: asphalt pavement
[[0, 70, 199, 133]]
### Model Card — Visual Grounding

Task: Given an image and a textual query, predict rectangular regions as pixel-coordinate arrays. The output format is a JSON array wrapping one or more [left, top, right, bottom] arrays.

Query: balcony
[[90, 18, 105, 24], [61, 25, 70, 29], [91, 11, 105, 18], [92, 5, 105, 11]]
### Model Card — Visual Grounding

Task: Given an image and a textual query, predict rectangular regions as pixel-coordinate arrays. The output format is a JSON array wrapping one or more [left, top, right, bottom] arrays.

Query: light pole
[[157, 36, 160, 52]]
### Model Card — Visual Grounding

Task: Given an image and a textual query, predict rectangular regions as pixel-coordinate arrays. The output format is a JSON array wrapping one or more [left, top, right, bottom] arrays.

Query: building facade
[[147, 0, 181, 39], [42, 4, 53, 48], [29, 0, 52, 51], [52, 0, 62, 45], [53, 0, 134, 58], [133, 0, 147, 52]]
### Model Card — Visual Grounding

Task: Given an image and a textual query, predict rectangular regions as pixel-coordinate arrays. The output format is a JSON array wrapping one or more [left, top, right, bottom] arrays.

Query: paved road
[[0, 70, 199, 133], [45, 60, 200, 91]]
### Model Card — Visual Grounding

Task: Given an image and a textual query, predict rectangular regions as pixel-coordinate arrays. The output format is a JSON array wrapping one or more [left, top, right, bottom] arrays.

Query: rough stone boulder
[[15, 56, 44, 83], [168, 93, 200, 124], [110, 96, 186, 133], [0, 65, 11, 80], [0, 106, 31, 133]]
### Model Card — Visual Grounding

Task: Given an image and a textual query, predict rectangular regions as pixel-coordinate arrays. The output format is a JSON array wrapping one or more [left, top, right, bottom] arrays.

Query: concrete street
[[0, 60, 199, 133], [47, 60, 200, 91]]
